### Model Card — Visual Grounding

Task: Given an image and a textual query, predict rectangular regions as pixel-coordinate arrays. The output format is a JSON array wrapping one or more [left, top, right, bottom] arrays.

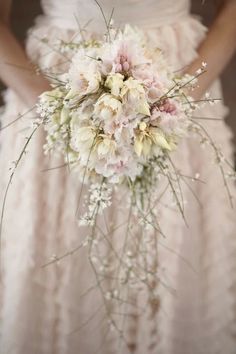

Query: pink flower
[[132, 66, 166, 103], [158, 99, 177, 115], [101, 39, 150, 75], [150, 99, 181, 133], [113, 41, 136, 73]]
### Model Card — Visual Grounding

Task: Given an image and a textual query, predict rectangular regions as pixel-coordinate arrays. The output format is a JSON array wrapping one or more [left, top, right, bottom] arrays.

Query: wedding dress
[[0, 1, 236, 354]]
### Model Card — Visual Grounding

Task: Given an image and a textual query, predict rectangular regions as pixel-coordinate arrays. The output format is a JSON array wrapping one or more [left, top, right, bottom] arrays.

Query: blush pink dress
[[0, 1, 236, 354]]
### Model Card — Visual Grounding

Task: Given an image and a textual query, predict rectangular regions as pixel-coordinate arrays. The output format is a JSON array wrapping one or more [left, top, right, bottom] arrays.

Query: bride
[[0, 1, 236, 353]]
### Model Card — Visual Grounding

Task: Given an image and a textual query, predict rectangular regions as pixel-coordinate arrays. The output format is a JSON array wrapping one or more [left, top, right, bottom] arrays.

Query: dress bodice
[[41, 0, 190, 31]]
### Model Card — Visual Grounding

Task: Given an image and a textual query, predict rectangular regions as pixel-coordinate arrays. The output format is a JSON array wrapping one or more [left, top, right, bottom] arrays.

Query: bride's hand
[[0, 1, 51, 107], [184, 0, 236, 101]]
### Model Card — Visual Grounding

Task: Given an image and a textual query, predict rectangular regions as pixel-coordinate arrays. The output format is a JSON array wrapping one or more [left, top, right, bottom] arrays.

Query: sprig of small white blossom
[[79, 182, 112, 226]]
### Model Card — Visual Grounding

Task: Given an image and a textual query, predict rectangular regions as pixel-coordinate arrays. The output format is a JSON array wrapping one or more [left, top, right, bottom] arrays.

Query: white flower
[[97, 137, 117, 158], [79, 182, 112, 226], [70, 126, 97, 154], [120, 78, 150, 116], [94, 94, 122, 121], [134, 134, 152, 157], [70, 96, 96, 125], [37, 88, 64, 118], [99, 24, 152, 77], [134, 125, 172, 157], [149, 127, 172, 151], [39, 88, 73, 154], [67, 55, 101, 101], [105, 73, 124, 96], [196, 68, 203, 75]]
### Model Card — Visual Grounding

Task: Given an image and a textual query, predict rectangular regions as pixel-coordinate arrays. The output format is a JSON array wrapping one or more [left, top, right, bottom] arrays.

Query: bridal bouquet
[[36, 25, 206, 226]]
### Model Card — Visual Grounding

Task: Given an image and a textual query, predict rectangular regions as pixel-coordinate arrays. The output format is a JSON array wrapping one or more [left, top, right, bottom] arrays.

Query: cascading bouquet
[[0, 16, 235, 342], [33, 24, 236, 326], [36, 25, 210, 227], [34, 25, 236, 310]]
